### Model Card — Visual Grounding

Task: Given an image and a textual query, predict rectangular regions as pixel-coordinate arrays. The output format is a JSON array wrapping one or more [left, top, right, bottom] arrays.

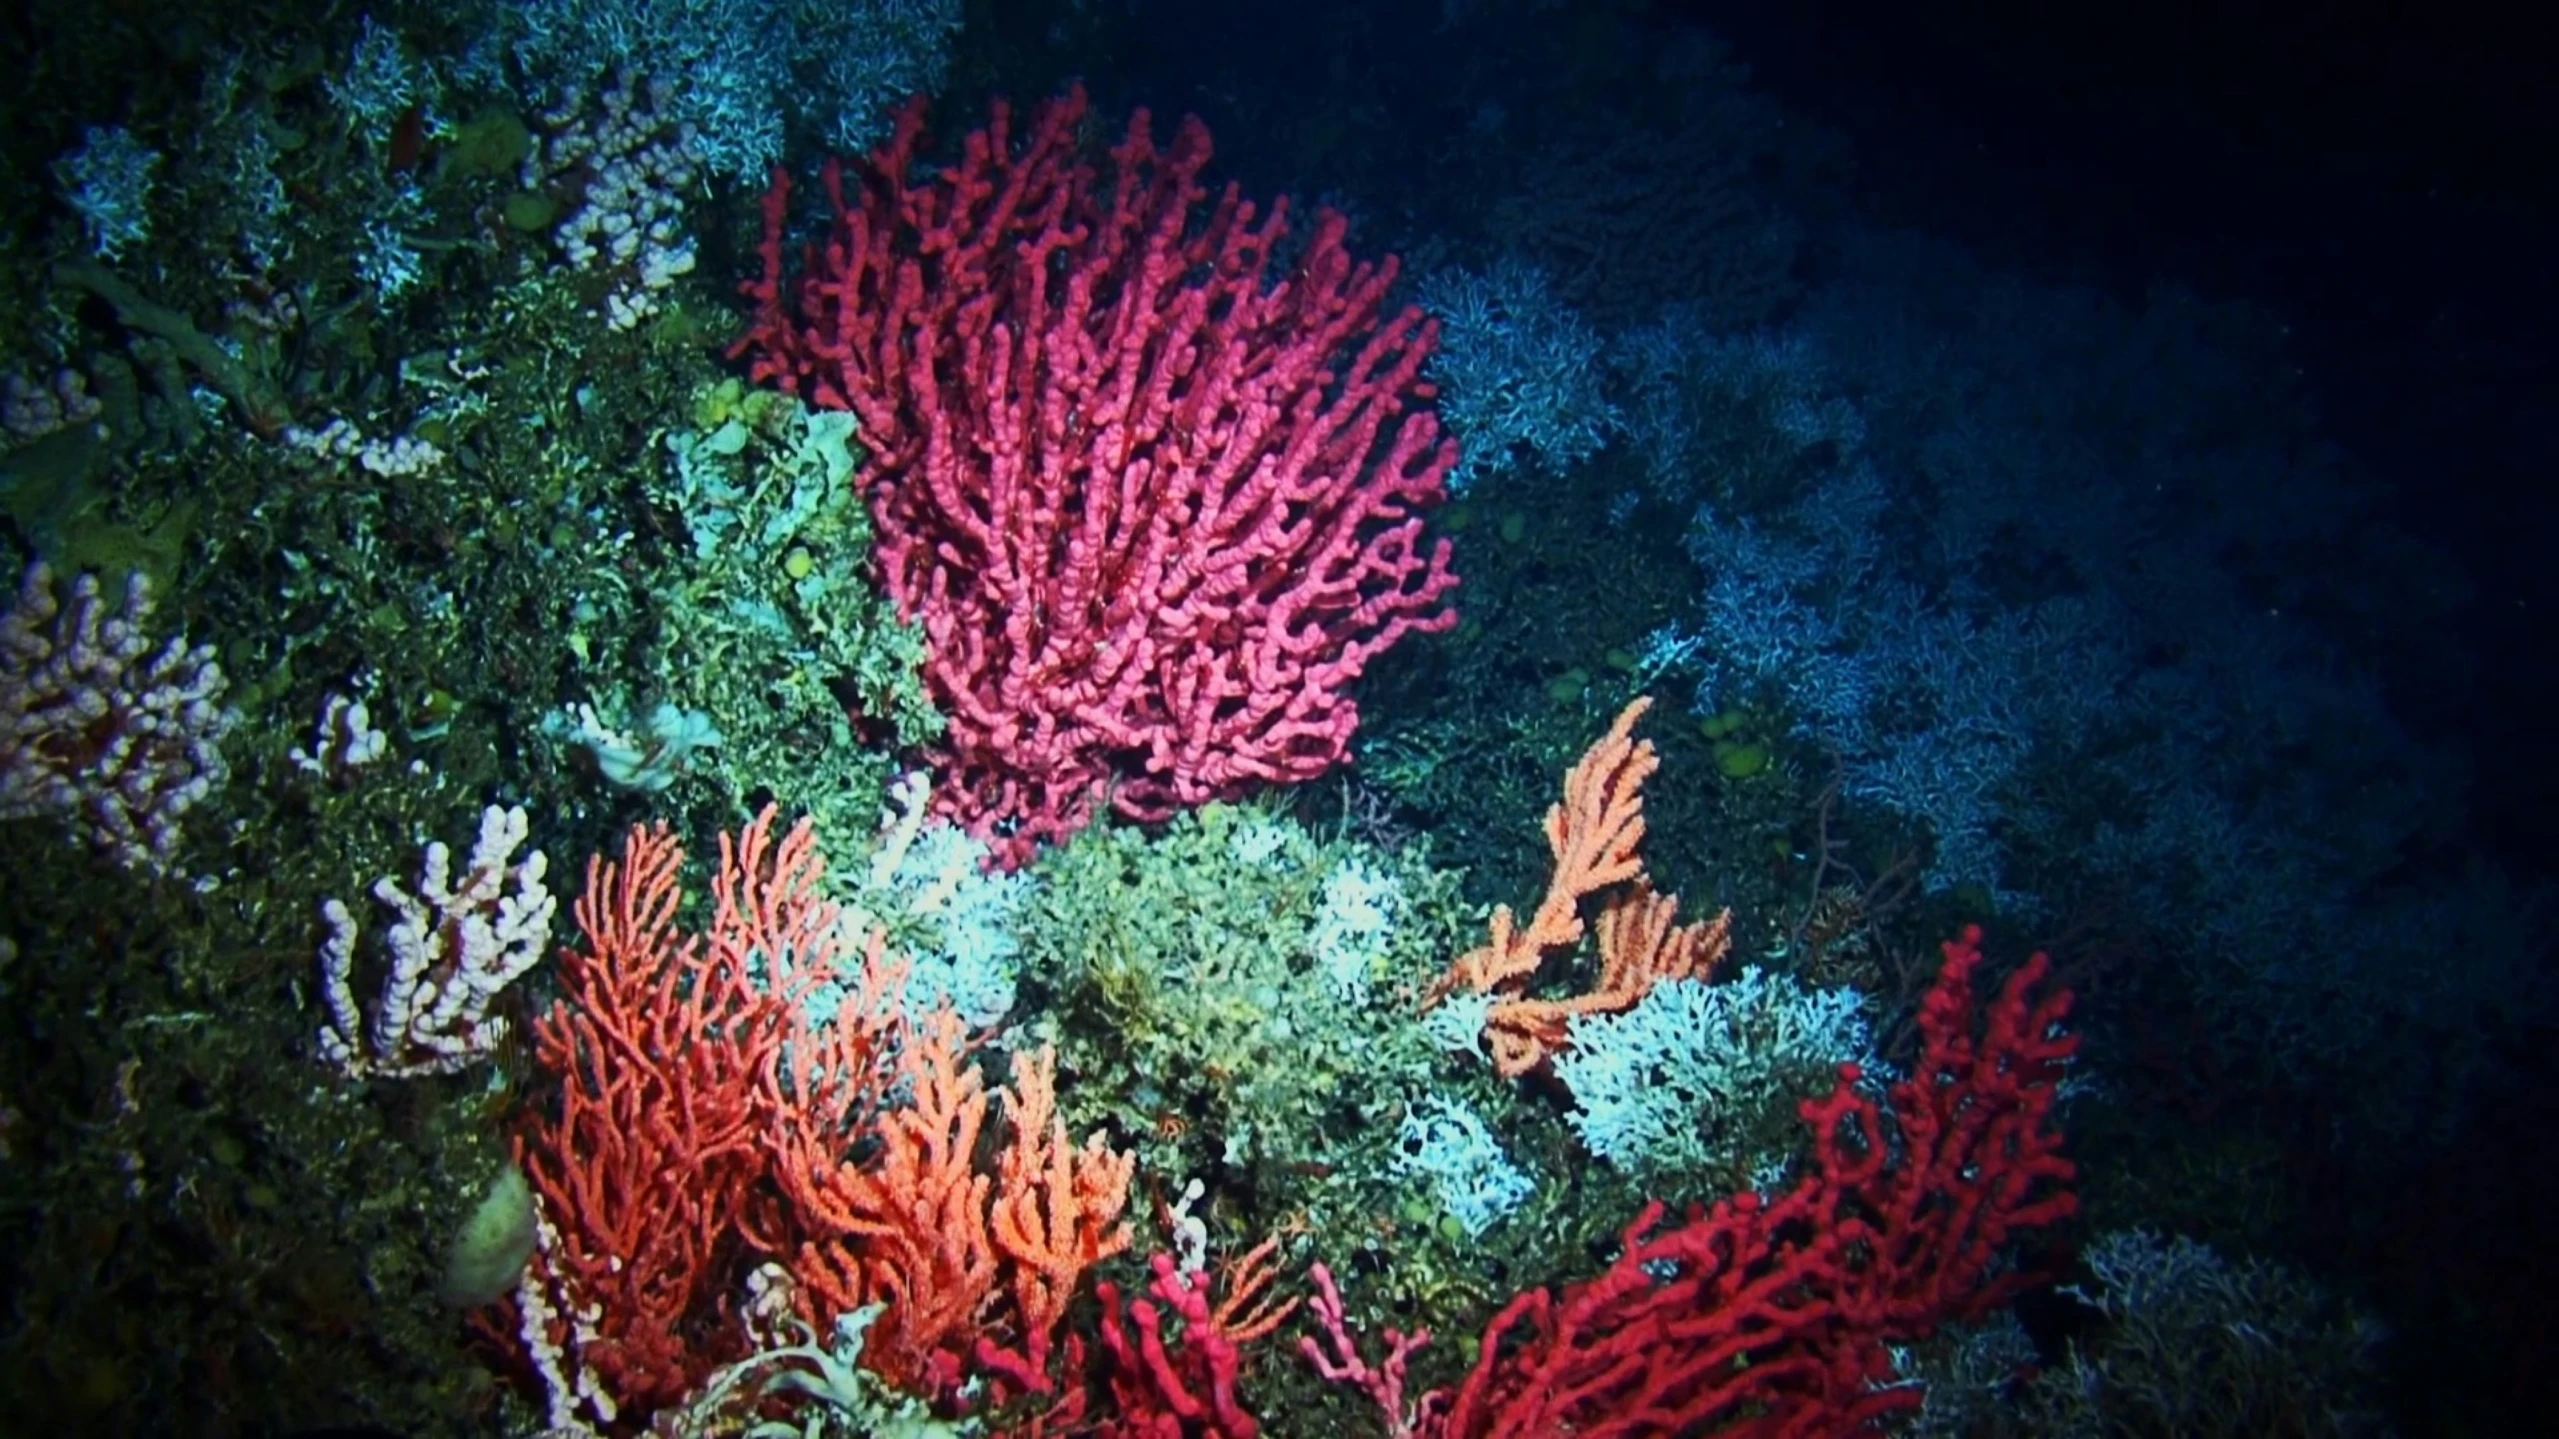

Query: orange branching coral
[[771, 1007, 1003, 1393], [1472, 879, 1734, 1077], [981, 1040, 1138, 1389], [1199, 1233, 1302, 1347], [510, 805, 1138, 1425], [515, 807, 871, 1424], [1422, 697, 1733, 1076], [771, 1001, 1139, 1399], [1424, 697, 1660, 1008]]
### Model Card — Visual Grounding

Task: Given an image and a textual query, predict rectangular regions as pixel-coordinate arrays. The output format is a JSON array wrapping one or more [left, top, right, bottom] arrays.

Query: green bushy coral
[[552, 381, 939, 848], [1907, 1230, 2392, 1438], [1022, 803, 1465, 1182], [1014, 800, 1602, 1413]]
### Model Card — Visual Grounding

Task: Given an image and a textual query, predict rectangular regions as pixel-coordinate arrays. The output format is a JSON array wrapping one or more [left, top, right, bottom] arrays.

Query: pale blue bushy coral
[[794, 0, 967, 156], [1310, 857, 1402, 1005], [780, 780, 1025, 1037], [1895, 1312, 2042, 1439], [1418, 989, 1496, 1058], [1683, 508, 1856, 719], [1790, 232, 2541, 1151], [1680, 458, 1893, 742], [477, 0, 961, 182], [54, 126, 160, 259], [1680, 456, 2129, 903], [2011, 1230, 2391, 1435], [1554, 968, 1869, 1181], [328, 15, 443, 138], [1223, 803, 1313, 871], [1644, 327, 2064, 901], [354, 185, 432, 300], [486, 0, 782, 180], [1831, 588, 2125, 902], [868, 816, 1029, 1031], [1418, 258, 1620, 493], [1612, 309, 1865, 509], [1394, 1098, 1534, 1238], [195, 53, 294, 271]]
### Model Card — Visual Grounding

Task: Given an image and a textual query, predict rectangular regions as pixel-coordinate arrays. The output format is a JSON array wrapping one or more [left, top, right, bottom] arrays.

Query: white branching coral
[[318, 805, 557, 1078], [0, 561, 235, 874]]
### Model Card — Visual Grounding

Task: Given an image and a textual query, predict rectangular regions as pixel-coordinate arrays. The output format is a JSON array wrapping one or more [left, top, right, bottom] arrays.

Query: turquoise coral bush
[[1555, 966, 1872, 1188]]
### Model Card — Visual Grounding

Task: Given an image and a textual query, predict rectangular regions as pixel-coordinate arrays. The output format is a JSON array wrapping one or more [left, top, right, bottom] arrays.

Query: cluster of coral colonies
[[1308, 930, 2075, 1438], [504, 804, 2077, 1435], [506, 810, 1142, 1425], [504, 807, 1320, 1433], [446, 85, 2091, 1436]]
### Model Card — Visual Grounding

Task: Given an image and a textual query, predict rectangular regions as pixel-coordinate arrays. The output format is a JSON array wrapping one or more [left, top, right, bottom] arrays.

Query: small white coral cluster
[[288, 689, 390, 781], [1310, 857, 1401, 1005], [848, 771, 1030, 1031], [1, 369, 103, 445], [318, 804, 557, 1078], [283, 416, 446, 477], [52, 124, 160, 260], [1416, 257, 1622, 494], [530, 71, 705, 331], [0, 561, 235, 874]]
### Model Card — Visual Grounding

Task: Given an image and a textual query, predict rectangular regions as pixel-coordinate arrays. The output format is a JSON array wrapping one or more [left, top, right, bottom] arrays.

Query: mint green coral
[[1022, 803, 1471, 1212], [1012, 804, 1632, 1347], [576, 381, 940, 849], [658, 1304, 975, 1438]]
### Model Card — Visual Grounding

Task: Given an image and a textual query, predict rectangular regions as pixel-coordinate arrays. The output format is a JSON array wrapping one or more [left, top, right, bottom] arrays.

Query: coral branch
[[1422, 697, 1731, 1074]]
